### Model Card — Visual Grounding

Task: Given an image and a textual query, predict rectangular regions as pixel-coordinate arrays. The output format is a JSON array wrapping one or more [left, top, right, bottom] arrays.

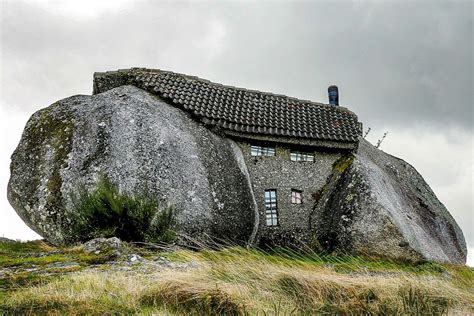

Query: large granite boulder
[[8, 85, 256, 245], [312, 139, 467, 264], [8, 84, 466, 264]]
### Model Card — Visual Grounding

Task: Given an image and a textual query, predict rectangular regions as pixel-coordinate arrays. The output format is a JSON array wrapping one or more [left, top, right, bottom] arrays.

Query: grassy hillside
[[0, 239, 472, 315]]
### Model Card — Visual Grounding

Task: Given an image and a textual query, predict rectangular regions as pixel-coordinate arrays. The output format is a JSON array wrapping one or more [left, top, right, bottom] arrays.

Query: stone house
[[10, 67, 466, 263], [93, 68, 362, 246]]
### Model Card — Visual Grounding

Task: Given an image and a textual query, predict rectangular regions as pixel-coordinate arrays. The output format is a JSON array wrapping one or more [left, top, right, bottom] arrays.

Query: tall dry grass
[[1, 246, 473, 315]]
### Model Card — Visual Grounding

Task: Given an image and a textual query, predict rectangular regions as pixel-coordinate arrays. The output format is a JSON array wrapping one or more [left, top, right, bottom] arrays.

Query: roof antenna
[[328, 85, 339, 106]]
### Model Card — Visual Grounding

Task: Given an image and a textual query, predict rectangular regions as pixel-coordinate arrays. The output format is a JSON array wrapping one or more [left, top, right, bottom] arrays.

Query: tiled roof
[[93, 68, 362, 144]]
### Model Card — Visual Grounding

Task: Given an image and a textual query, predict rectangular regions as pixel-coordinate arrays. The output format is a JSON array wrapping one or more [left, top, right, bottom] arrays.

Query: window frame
[[291, 189, 303, 204], [251, 144, 276, 157], [264, 189, 278, 226], [290, 150, 315, 162]]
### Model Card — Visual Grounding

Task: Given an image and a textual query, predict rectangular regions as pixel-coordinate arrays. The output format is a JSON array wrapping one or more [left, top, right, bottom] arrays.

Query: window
[[290, 150, 314, 162], [264, 190, 278, 226], [251, 145, 275, 157], [291, 189, 302, 204]]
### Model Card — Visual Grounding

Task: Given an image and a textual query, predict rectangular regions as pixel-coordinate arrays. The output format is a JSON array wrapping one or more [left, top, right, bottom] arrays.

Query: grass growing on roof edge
[[1, 240, 473, 315]]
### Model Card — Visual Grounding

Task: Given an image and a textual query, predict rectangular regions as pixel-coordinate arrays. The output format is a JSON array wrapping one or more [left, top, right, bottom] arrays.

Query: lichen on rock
[[311, 139, 467, 264], [8, 104, 75, 243], [8, 86, 255, 246]]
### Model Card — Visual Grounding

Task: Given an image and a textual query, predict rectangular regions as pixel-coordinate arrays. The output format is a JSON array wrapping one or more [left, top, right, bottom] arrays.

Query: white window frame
[[290, 150, 314, 162], [251, 145, 275, 157], [264, 189, 278, 226], [291, 189, 302, 204]]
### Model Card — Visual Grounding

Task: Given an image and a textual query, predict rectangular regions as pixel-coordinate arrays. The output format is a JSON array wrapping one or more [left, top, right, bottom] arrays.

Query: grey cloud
[[208, 1, 472, 131], [1, 1, 471, 131]]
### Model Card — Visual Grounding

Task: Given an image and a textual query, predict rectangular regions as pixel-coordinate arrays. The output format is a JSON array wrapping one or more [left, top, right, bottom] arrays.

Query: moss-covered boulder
[[8, 86, 256, 245], [312, 139, 467, 264]]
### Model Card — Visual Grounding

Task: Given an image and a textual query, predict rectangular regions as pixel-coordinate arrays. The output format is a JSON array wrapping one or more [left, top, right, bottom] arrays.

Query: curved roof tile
[[93, 68, 362, 143]]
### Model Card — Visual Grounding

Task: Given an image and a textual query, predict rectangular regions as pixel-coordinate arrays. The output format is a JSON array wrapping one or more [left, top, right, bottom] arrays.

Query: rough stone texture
[[235, 141, 342, 247], [8, 85, 255, 245], [83, 237, 122, 254], [7, 83, 466, 264], [93, 68, 362, 146], [312, 139, 467, 264]]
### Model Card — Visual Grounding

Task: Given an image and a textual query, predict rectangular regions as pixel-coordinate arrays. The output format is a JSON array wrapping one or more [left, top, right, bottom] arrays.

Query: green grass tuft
[[399, 285, 451, 315], [69, 176, 176, 243], [0, 240, 53, 254]]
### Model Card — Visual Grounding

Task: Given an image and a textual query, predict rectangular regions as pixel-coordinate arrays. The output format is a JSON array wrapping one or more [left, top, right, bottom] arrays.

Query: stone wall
[[235, 140, 343, 247]]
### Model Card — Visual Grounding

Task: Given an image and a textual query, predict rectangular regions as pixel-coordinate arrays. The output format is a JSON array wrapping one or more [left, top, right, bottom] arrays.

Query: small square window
[[291, 189, 302, 204], [251, 145, 275, 157], [290, 150, 314, 162]]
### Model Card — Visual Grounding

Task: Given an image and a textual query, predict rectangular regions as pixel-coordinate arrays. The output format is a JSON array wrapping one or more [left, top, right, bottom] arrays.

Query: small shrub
[[69, 177, 176, 243]]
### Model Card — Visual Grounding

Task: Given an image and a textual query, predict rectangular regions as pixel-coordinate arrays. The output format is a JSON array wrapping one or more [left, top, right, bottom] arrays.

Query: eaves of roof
[[93, 68, 362, 149]]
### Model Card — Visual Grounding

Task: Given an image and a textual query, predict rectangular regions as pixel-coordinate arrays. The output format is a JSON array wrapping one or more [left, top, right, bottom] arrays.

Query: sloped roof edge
[[93, 68, 362, 146]]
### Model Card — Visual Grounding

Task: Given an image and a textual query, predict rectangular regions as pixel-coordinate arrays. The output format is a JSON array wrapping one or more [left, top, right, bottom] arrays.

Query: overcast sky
[[0, 0, 472, 264]]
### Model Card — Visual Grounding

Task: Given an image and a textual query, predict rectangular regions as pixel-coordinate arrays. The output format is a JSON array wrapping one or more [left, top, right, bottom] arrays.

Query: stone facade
[[234, 140, 343, 247]]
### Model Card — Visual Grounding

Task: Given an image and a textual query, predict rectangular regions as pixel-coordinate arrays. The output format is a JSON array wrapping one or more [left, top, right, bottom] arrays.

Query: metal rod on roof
[[328, 85, 339, 106]]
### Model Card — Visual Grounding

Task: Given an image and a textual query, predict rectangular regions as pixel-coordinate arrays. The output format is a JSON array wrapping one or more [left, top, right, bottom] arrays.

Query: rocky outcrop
[[312, 139, 467, 264], [8, 84, 466, 264], [83, 237, 123, 255], [8, 85, 256, 245]]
